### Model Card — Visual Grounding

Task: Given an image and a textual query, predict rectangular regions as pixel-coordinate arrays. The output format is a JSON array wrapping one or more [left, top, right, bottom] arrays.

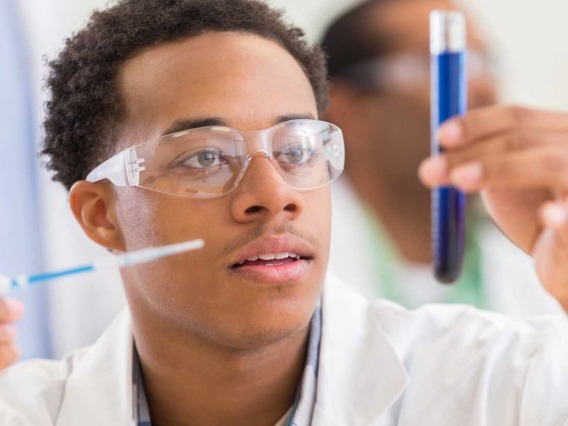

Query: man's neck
[[345, 169, 432, 264], [132, 317, 309, 426]]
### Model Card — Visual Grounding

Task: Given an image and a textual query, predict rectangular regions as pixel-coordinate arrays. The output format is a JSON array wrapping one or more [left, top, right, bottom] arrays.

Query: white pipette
[[0, 239, 204, 296]]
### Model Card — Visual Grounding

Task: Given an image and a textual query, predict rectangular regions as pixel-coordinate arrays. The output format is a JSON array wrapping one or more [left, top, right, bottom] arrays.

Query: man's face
[[338, 0, 497, 193], [112, 32, 329, 349]]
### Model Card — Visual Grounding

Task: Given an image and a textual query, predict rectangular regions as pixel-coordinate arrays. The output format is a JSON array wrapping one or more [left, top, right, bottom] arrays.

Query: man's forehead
[[116, 31, 317, 140], [118, 32, 296, 99]]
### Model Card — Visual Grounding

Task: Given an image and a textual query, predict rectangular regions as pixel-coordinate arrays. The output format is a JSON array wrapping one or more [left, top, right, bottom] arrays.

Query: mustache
[[220, 222, 320, 258]]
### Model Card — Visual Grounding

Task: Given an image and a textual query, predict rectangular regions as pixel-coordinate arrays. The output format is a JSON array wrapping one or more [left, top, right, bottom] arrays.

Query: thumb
[[533, 201, 568, 309]]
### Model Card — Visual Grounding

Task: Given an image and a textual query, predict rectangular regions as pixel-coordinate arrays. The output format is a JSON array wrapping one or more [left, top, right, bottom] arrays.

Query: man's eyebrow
[[162, 113, 316, 136], [162, 118, 228, 135], [274, 113, 316, 124]]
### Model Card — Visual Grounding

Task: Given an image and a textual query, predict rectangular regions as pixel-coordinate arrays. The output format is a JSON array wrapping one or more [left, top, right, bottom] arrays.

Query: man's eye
[[179, 148, 224, 169], [275, 144, 313, 164]]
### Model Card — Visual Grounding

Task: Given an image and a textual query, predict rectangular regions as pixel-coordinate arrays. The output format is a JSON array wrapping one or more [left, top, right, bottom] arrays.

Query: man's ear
[[69, 180, 126, 252]]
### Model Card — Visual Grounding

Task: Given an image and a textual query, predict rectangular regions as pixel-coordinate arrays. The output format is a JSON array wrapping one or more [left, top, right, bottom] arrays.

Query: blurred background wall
[[8, 0, 568, 359]]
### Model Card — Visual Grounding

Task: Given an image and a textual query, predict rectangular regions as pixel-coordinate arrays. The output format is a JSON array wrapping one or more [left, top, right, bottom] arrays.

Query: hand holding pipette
[[0, 298, 24, 369]]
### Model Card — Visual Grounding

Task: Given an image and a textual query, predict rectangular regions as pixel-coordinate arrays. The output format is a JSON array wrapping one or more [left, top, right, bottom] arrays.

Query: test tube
[[430, 11, 467, 283]]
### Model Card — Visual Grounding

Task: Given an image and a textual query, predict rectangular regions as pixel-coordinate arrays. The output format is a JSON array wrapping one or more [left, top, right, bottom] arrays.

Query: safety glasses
[[86, 119, 345, 199]]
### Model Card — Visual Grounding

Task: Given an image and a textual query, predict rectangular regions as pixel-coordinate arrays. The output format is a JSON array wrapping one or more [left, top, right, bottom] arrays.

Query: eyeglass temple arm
[[85, 150, 144, 186]]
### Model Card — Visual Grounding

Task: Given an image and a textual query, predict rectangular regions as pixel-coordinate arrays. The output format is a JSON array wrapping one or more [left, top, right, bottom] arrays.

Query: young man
[[1, 0, 568, 424]]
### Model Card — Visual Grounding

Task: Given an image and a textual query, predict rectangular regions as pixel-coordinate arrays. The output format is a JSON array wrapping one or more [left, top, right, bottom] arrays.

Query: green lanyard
[[363, 208, 486, 309]]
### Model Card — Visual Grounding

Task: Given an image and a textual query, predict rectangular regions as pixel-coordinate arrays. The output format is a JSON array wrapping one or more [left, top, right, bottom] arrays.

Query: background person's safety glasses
[[336, 49, 495, 91], [86, 119, 345, 199]]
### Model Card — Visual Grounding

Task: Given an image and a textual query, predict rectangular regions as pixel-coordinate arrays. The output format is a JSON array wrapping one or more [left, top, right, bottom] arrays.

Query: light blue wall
[[0, 0, 50, 359]]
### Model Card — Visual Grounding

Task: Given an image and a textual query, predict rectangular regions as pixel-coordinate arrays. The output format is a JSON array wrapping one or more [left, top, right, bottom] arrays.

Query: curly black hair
[[42, 0, 328, 190]]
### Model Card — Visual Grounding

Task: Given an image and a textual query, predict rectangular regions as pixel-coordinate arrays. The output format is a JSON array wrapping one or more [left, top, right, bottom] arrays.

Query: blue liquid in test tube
[[430, 11, 467, 283]]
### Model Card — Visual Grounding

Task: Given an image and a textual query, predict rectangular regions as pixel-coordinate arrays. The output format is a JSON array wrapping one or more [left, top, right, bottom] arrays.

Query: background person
[[321, 0, 562, 315]]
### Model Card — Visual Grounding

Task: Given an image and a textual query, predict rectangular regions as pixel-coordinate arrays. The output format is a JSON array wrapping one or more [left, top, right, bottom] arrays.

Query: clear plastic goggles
[[86, 119, 345, 199]]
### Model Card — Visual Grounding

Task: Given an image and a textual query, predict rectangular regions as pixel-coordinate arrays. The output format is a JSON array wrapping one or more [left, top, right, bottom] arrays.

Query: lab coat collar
[[314, 275, 409, 425], [55, 308, 135, 426], [54, 274, 408, 425]]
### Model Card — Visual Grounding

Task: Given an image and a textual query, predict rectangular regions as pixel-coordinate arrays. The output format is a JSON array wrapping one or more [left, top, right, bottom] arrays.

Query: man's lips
[[228, 235, 314, 270], [226, 236, 316, 284]]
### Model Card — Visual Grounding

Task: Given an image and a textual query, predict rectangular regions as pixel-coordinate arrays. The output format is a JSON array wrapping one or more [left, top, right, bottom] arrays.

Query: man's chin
[[231, 320, 311, 350], [209, 304, 315, 351]]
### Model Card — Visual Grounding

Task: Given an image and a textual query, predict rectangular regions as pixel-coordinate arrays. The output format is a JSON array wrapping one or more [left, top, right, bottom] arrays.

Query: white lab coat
[[1, 274, 568, 425]]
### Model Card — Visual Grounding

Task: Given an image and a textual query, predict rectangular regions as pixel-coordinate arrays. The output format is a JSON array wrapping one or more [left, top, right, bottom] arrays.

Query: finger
[[439, 106, 568, 148], [420, 133, 519, 187], [418, 156, 450, 187], [421, 128, 568, 187], [0, 344, 20, 368], [449, 147, 568, 191], [0, 325, 16, 344], [535, 201, 568, 306], [445, 128, 568, 169], [0, 298, 24, 323], [445, 133, 511, 168], [539, 201, 568, 230]]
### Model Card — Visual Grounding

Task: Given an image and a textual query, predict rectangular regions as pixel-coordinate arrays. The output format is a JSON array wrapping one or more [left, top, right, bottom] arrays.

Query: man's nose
[[230, 154, 304, 223]]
